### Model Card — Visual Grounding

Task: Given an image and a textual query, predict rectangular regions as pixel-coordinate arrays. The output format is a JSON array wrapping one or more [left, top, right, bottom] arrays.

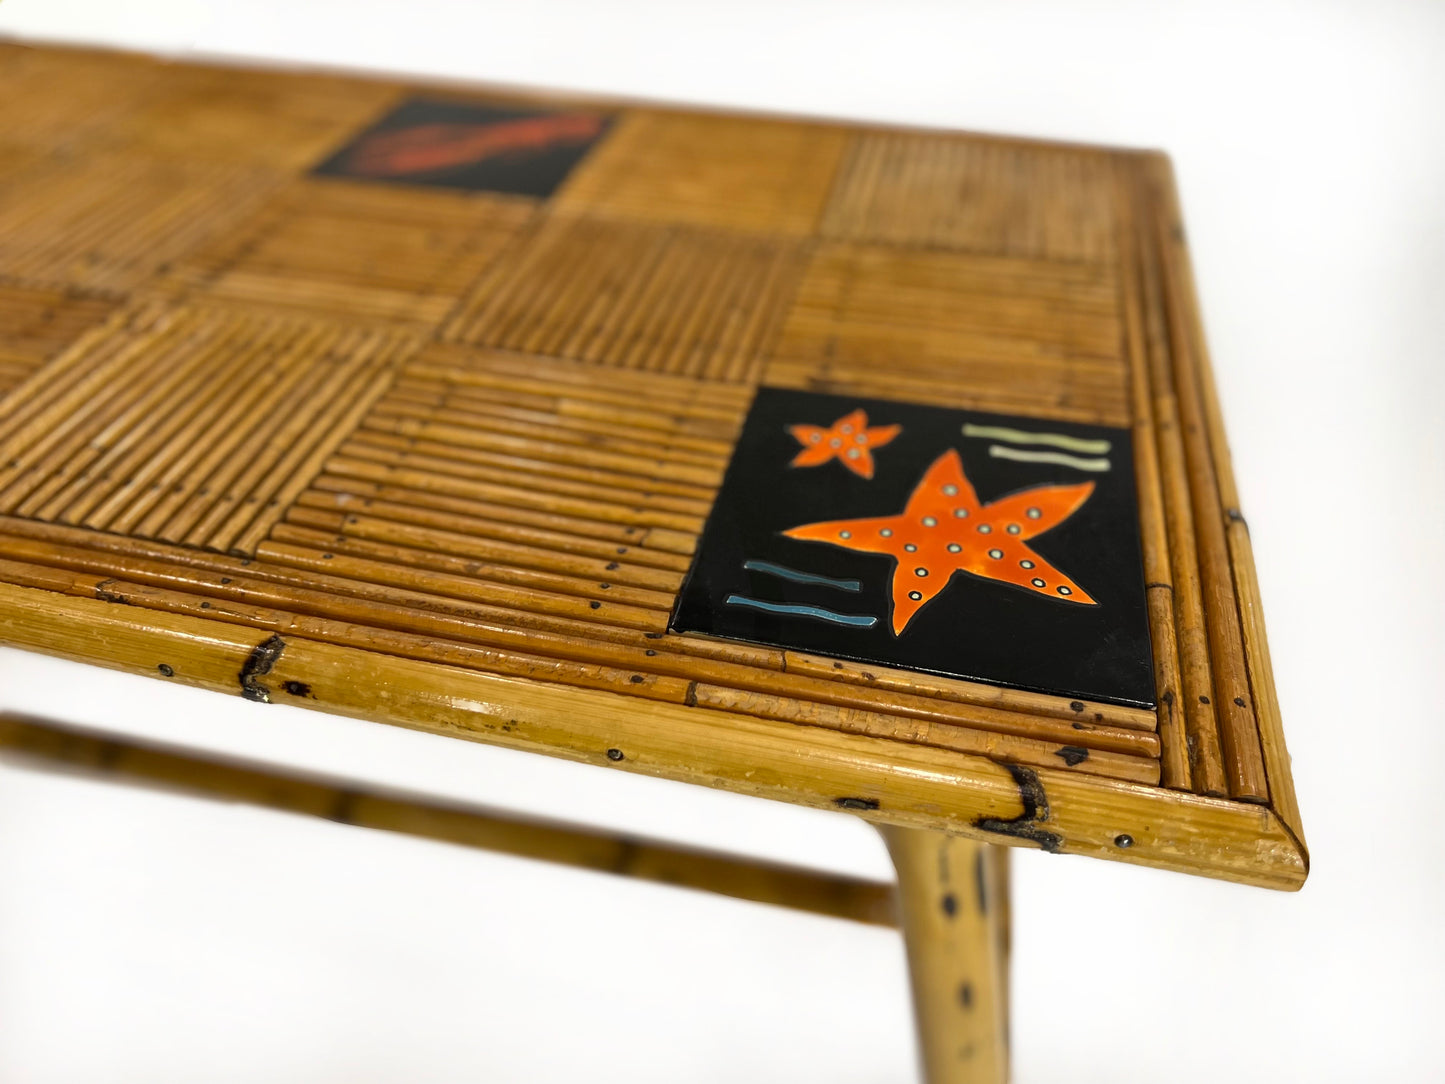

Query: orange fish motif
[[344, 112, 607, 176], [784, 449, 1097, 634], [788, 409, 901, 479]]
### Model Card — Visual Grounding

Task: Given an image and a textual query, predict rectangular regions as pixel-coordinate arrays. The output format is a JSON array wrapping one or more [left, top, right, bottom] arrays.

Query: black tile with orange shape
[[671, 387, 1155, 708], [314, 97, 611, 198]]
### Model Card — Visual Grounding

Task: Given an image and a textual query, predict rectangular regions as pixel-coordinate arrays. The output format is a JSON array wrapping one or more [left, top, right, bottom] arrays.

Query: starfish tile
[[784, 449, 1097, 634], [788, 408, 900, 479]]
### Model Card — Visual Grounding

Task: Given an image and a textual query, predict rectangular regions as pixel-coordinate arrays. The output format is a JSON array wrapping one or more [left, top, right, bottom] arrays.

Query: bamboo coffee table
[[0, 41, 1305, 1083]]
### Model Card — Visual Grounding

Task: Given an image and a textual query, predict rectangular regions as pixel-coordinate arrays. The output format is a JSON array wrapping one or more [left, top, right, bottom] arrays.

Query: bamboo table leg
[[879, 826, 1010, 1084]]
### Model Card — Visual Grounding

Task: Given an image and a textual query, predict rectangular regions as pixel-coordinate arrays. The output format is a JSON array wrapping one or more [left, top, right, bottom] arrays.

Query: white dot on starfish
[[947, 543, 961, 553], [904, 543, 917, 552], [855, 433, 867, 443], [1031, 578, 1046, 588], [809, 433, 821, 442], [953, 508, 968, 518], [988, 549, 1002, 559], [839, 530, 851, 538], [846, 448, 860, 459], [977, 524, 992, 534], [1020, 560, 1035, 569], [1026, 508, 1041, 519], [880, 528, 892, 537], [1007, 524, 1021, 534], [1058, 586, 1072, 595], [922, 516, 937, 527], [914, 567, 928, 577], [829, 438, 841, 448], [942, 485, 958, 496], [908, 590, 922, 600]]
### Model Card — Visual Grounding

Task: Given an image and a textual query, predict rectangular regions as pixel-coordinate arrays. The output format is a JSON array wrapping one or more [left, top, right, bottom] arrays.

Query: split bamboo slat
[[1142, 153, 1299, 832], [0, 40, 1305, 891], [1111, 166, 1192, 791]]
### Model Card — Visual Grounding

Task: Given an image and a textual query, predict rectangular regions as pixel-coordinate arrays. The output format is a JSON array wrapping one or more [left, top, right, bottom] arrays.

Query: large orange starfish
[[784, 450, 1098, 634], [788, 409, 901, 479]]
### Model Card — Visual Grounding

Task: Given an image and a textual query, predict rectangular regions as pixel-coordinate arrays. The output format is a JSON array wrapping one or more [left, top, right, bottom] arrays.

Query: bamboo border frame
[[0, 580, 1304, 888], [1111, 151, 1300, 838]]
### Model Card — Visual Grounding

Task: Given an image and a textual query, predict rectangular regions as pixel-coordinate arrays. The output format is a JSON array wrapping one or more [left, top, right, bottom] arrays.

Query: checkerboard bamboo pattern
[[0, 40, 1303, 888]]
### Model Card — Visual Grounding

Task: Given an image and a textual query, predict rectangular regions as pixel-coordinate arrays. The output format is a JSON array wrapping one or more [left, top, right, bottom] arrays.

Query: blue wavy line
[[724, 595, 877, 627], [743, 559, 861, 592]]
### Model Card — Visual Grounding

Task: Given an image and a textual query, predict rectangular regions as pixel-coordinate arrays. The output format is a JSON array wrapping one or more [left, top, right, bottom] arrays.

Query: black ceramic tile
[[671, 387, 1155, 708], [313, 98, 611, 197]]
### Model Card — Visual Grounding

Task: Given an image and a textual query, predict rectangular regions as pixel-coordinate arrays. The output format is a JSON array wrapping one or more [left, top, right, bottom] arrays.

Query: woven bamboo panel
[[441, 214, 807, 381], [765, 243, 1129, 424], [553, 109, 849, 235], [170, 178, 536, 328], [0, 148, 279, 294], [820, 132, 1119, 263], [98, 64, 401, 169], [0, 281, 119, 397], [0, 302, 415, 553], [0, 44, 165, 147], [0, 143, 49, 191], [0, 41, 1304, 886]]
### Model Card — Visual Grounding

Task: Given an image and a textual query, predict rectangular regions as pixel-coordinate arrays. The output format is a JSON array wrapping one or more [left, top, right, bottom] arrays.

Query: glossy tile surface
[[313, 97, 612, 197], [673, 388, 1154, 707]]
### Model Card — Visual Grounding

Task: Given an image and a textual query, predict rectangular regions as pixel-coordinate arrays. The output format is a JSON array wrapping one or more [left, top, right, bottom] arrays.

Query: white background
[[0, 2, 1442, 1080]]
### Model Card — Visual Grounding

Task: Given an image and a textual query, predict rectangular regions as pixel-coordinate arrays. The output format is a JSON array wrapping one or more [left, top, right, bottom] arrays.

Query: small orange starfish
[[788, 409, 901, 479], [784, 450, 1097, 634]]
